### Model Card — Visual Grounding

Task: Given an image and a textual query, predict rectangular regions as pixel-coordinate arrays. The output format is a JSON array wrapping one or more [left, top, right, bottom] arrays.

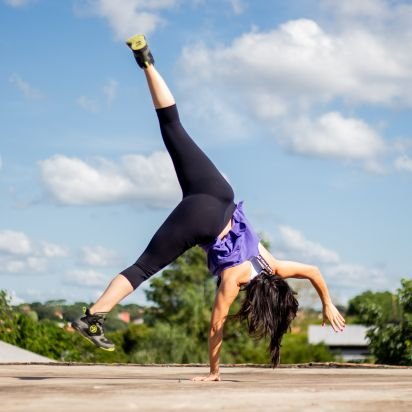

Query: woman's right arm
[[258, 243, 346, 332], [192, 273, 240, 381]]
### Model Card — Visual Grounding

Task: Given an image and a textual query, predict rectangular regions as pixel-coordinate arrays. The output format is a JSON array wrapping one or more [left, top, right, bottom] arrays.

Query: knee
[[120, 263, 150, 290]]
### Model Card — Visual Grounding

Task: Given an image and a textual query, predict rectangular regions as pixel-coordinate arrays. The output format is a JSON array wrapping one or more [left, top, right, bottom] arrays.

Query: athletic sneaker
[[125, 34, 155, 69], [72, 307, 115, 351]]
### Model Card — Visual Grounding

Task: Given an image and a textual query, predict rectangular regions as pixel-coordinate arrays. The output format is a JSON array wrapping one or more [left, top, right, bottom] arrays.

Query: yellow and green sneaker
[[126, 34, 155, 69], [72, 307, 115, 351]]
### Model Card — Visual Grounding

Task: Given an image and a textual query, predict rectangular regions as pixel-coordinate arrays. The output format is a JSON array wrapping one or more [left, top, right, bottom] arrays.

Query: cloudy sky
[[1, 0, 411, 306]]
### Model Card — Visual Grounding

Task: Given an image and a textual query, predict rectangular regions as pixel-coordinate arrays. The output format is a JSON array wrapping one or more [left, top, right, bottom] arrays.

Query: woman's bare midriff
[[218, 218, 232, 240]]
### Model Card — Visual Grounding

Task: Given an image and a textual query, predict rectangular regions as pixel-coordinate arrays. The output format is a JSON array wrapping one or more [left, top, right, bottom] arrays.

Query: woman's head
[[231, 271, 299, 367]]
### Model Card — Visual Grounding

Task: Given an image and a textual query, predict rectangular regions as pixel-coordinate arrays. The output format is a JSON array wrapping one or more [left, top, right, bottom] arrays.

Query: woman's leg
[[89, 275, 133, 314], [90, 38, 234, 314], [144, 65, 175, 109], [89, 66, 176, 314]]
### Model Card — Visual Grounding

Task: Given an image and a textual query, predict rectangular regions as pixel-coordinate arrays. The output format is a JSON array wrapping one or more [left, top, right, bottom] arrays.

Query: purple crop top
[[201, 201, 260, 278]]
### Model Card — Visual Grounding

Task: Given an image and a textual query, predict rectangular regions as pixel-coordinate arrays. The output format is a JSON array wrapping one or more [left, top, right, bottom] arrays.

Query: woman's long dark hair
[[230, 271, 299, 367]]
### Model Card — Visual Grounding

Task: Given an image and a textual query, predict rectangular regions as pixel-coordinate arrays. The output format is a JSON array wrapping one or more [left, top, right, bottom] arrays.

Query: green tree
[[280, 334, 335, 363], [352, 278, 412, 365], [0, 290, 19, 345], [144, 246, 215, 362], [0, 290, 128, 363], [347, 291, 394, 322]]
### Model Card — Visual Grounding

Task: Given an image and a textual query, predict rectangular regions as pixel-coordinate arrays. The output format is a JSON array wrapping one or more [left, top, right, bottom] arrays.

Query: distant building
[[118, 311, 131, 323], [132, 318, 144, 325], [308, 325, 369, 362]]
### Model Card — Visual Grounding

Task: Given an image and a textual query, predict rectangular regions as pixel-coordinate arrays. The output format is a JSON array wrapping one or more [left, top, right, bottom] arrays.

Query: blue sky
[[1, 0, 411, 306]]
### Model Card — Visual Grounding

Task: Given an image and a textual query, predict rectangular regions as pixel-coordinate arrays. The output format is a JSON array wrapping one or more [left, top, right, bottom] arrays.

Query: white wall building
[[308, 325, 369, 362]]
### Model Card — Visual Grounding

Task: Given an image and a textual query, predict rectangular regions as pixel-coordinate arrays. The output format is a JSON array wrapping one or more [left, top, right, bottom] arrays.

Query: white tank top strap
[[249, 254, 273, 281]]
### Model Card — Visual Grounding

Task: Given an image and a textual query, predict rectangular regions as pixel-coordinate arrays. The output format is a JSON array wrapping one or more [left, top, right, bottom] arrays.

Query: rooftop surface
[[0, 340, 56, 363], [0, 363, 411, 411]]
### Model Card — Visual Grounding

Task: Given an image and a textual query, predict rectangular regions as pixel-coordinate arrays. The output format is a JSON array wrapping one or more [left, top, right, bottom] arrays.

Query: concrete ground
[[0, 363, 411, 412]]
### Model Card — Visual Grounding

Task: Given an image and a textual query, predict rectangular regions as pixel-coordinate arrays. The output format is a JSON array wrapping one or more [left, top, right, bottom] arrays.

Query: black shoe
[[126, 34, 155, 69], [72, 307, 115, 351]]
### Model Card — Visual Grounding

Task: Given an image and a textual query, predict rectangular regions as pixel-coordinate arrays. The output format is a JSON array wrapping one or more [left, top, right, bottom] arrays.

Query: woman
[[73, 35, 345, 381]]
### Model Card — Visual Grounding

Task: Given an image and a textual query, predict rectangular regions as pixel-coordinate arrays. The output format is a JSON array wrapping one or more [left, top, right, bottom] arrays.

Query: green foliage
[[29, 301, 63, 321], [144, 246, 333, 364], [349, 278, 412, 366], [281, 334, 335, 364], [0, 292, 128, 363], [145, 247, 214, 342], [347, 291, 395, 323], [0, 290, 19, 345], [0, 246, 335, 365], [61, 302, 88, 322]]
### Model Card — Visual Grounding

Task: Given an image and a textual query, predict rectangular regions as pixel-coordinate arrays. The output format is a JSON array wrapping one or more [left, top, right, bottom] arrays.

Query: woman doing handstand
[[73, 35, 346, 381]]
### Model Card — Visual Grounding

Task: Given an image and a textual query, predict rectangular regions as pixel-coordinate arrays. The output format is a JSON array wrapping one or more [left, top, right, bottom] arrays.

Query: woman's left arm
[[191, 273, 240, 382], [258, 243, 346, 332]]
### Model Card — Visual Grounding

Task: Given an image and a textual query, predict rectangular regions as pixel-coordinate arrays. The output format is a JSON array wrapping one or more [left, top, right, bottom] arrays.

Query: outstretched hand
[[191, 373, 221, 382], [322, 303, 346, 332]]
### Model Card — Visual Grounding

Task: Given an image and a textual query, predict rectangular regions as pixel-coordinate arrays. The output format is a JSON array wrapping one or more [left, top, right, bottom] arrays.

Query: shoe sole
[[126, 34, 147, 51], [72, 322, 115, 352]]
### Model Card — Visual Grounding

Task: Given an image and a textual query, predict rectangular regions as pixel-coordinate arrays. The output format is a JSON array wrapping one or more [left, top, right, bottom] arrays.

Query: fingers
[[331, 318, 340, 332], [334, 311, 346, 330], [191, 376, 206, 381], [328, 315, 342, 332], [191, 375, 220, 382], [323, 309, 346, 332]]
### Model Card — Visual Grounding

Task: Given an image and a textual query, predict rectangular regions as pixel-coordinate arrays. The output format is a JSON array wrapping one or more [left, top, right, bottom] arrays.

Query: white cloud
[[41, 242, 68, 257], [74, 0, 179, 39], [103, 79, 118, 103], [180, 19, 412, 110], [77, 95, 99, 113], [320, 0, 389, 19], [77, 79, 118, 111], [394, 154, 412, 172], [0, 230, 32, 255], [64, 269, 109, 288], [0, 256, 48, 273], [80, 245, 119, 267], [284, 112, 386, 161], [326, 263, 388, 289], [274, 225, 391, 300], [249, 93, 288, 121], [0, 231, 67, 275], [228, 0, 245, 15], [177, 10, 412, 167], [278, 226, 340, 264], [39, 152, 181, 207], [9, 73, 44, 100], [4, 0, 33, 7]]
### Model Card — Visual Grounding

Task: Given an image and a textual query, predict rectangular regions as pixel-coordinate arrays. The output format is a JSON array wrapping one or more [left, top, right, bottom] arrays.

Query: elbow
[[310, 265, 321, 279], [210, 320, 225, 335]]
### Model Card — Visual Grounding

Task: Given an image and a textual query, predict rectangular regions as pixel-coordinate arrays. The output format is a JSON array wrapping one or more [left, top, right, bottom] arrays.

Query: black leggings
[[121, 104, 235, 289]]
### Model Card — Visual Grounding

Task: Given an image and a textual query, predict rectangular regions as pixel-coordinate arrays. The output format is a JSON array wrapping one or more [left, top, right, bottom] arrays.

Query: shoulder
[[220, 261, 252, 286]]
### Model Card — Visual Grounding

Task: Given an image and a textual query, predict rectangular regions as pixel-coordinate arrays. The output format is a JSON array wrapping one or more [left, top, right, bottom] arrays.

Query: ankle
[[88, 306, 109, 316]]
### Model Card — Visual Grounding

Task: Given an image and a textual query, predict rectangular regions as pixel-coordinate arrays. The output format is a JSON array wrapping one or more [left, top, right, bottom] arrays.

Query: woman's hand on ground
[[191, 373, 221, 382], [322, 303, 346, 332]]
